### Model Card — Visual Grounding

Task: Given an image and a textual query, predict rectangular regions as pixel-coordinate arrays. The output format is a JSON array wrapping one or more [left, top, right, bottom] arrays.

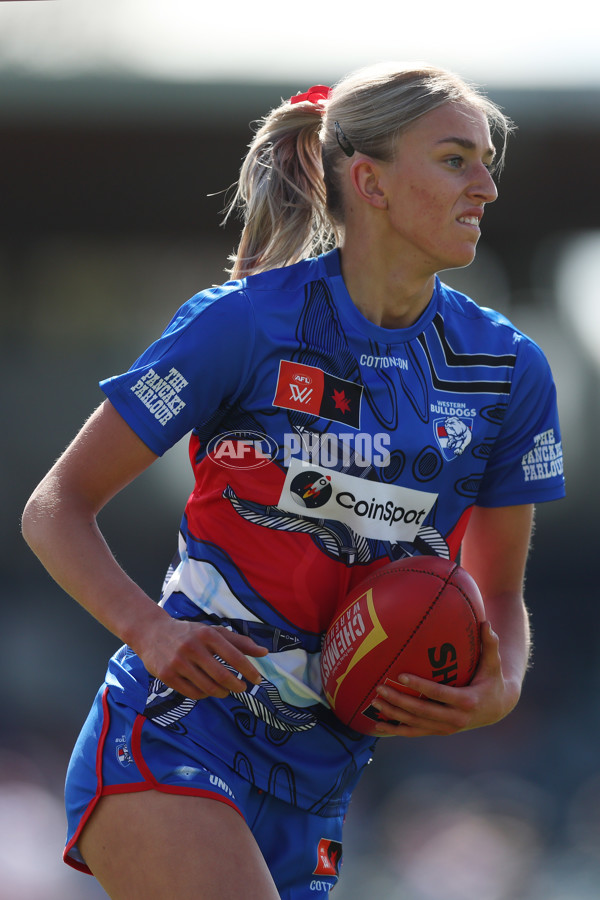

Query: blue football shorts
[[64, 686, 344, 899]]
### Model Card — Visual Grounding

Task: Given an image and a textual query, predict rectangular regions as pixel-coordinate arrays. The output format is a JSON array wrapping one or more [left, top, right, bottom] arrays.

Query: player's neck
[[338, 236, 436, 330]]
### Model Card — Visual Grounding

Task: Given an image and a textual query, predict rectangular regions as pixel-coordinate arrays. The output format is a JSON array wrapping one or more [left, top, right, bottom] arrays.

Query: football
[[320, 556, 485, 734]]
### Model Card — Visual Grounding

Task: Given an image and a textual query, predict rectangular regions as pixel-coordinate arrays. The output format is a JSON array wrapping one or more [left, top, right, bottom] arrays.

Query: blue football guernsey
[[99, 249, 565, 816]]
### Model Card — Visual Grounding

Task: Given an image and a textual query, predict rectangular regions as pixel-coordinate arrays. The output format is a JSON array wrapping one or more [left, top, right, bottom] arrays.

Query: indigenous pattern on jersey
[[100, 249, 565, 816]]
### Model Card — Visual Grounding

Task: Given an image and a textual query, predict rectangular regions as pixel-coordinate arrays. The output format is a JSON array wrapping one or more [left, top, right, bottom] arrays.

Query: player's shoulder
[[183, 254, 329, 320], [162, 278, 253, 336], [243, 254, 328, 298], [437, 279, 517, 333], [155, 254, 330, 351], [436, 279, 546, 362]]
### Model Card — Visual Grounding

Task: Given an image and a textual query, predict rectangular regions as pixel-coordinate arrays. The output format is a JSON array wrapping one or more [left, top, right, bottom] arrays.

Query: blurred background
[[1, 1, 599, 898]]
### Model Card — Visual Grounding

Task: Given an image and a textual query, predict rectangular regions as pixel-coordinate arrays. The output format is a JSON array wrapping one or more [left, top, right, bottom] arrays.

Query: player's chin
[[442, 246, 478, 271]]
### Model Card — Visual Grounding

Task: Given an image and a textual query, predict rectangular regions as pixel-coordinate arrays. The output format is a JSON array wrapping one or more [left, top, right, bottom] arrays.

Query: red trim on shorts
[[63, 686, 113, 874], [130, 712, 244, 816], [64, 693, 244, 875]]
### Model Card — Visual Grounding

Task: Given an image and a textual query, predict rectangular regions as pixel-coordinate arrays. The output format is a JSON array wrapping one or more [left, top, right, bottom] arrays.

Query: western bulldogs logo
[[434, 416, 473, 460], [289, 471, 332, 508], [115, 737, 133, 767]]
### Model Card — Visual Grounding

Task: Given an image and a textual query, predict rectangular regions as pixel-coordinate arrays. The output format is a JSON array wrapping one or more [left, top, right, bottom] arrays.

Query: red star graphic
[[332, 388, 351, 414]]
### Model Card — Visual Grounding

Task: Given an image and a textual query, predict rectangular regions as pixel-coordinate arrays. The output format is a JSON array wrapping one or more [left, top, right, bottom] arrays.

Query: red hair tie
[[290, 85, 331, 106]]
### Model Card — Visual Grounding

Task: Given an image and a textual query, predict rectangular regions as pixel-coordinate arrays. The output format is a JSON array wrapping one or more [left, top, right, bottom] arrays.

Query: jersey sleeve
[[99, 286, 255, 456], [476, 336, 565, 507]]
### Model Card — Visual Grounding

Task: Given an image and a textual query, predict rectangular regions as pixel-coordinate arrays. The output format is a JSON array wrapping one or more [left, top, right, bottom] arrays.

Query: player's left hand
[[370, 622, 521, 738]]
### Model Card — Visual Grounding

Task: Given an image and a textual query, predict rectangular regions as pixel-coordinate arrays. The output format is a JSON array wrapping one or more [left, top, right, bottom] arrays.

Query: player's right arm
[[21, 399, 266, 698]]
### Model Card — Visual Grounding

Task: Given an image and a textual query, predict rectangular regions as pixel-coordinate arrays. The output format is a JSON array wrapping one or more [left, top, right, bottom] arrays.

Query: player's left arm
[[371, 503, 534, 738]]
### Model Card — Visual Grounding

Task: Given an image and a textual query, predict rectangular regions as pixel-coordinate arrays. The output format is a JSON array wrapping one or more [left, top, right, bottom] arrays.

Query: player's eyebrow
[[436, 136, 496, 160]]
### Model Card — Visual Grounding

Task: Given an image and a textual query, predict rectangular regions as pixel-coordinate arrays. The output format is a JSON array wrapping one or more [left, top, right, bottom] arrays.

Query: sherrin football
[[320, 556, 485, 735]]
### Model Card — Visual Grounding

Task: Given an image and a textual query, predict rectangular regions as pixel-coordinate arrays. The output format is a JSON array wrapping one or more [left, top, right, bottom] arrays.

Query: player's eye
[[446, 156, 464, 169]]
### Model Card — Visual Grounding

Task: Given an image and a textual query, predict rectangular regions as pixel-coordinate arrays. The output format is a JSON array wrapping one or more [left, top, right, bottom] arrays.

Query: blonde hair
[[224, 62, 513, 279]]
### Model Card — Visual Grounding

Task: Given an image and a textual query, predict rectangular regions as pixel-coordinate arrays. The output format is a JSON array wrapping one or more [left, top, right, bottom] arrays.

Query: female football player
[[22, 63, 564, 899]]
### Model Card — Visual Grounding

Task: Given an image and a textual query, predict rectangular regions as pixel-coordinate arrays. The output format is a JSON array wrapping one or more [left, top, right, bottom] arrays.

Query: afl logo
[[206, 431, 279, 469], [293, 373, 312, 385], [290, 470, 332, 508]]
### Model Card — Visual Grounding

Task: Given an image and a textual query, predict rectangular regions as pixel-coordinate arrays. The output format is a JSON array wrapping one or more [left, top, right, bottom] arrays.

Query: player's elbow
[[21, 475, 67, 555], [21, 483, 51, 552]]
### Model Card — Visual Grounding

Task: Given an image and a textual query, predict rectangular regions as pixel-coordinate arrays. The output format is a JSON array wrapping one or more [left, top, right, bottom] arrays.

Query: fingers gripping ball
[[320, 556, 485, 735]]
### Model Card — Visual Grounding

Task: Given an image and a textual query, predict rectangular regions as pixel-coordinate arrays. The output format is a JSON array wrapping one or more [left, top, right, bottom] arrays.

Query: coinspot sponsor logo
[[279, 458, 437, 541], [207, 431, 279, 469]]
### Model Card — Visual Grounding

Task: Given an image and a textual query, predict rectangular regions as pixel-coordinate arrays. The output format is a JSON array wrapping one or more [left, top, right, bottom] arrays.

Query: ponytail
[[224, 99, 339, 279]]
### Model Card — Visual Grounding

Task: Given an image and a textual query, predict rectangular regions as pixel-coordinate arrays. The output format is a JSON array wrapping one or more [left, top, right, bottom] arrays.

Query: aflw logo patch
[[313, 838, 342, 877], [273, 360, 362, 429]]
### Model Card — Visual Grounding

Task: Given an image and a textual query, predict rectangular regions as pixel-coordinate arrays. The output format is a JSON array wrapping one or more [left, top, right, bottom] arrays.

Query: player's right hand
[[133, 615, 269, 700]]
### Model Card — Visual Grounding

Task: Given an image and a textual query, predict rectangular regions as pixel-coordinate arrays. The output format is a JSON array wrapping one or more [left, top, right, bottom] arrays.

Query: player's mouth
[[457, 215, 481, 228]]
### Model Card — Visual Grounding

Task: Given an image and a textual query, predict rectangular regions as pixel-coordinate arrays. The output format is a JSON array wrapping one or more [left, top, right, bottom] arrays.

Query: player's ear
[[349, 157, 388, 210]]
